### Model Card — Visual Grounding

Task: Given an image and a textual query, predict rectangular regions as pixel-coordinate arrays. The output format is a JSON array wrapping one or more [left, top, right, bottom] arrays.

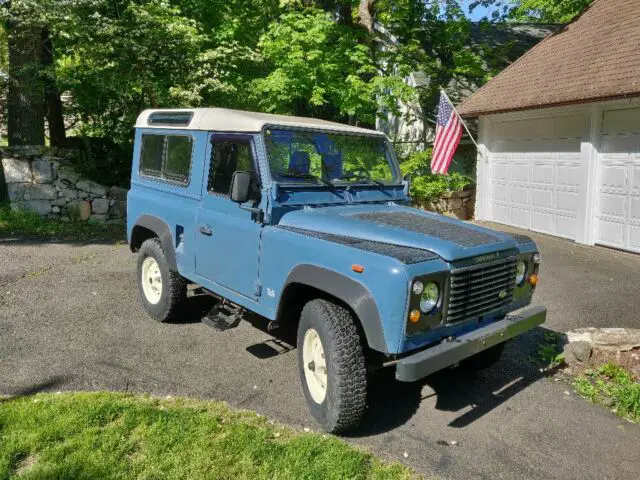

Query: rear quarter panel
[[127, 129, 209, 278]]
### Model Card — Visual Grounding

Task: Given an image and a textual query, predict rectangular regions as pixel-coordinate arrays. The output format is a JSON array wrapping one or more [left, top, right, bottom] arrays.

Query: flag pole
[[440, 88, 479, 149]]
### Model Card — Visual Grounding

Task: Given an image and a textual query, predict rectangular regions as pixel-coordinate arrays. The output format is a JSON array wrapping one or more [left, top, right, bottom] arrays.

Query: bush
[[61, 136, 132, 188], [399, 149, 473, 200]]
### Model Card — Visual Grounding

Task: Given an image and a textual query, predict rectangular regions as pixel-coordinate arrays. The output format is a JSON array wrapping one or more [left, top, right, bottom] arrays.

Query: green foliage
[[507, 0, 593, 23], [253, 7, 415, 124], [400, 150, 473, 199], [534, 330, 565, 368], [573, 363, 640, 423], [0, 202, 124, 240], [0, 392, 414, 479]]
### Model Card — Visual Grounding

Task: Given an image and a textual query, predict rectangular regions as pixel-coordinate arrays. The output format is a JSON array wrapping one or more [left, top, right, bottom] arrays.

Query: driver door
[[195, 134, 262, 300]]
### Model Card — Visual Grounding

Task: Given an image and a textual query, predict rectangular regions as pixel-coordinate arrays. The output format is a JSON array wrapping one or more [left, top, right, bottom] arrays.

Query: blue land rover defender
[[127, 108, 546, 433]]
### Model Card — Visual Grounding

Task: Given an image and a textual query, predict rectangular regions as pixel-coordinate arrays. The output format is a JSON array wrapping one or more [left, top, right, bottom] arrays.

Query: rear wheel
[[297, 299, 367, 433], [137, 238, 187, 322]]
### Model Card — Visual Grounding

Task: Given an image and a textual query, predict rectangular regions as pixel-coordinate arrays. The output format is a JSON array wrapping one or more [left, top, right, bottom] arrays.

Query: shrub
[[399, 149, 473, 200]]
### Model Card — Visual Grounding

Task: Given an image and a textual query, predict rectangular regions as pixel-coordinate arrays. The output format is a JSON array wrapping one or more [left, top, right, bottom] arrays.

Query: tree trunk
[[357, 0, 374, 32], [42, 28, 66, 147], [7, 14, 45, 146]]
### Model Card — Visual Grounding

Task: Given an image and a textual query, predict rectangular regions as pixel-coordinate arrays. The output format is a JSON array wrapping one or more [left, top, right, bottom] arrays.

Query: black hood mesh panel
[[351, 212, 500, 247], [279, 226, 438, 264], [511, 234, 534, 244]]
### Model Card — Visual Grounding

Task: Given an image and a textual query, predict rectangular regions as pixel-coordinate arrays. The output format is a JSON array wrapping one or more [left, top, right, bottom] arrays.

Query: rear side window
[[139, 134, 193, 185]]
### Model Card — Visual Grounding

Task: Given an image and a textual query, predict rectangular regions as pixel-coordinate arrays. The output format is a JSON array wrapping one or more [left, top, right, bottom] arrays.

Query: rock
[[109, 186, 128, 200], [60, 188, 78, 200], [90, 214, 108, 222], [67, 200, 91, 221], [567, 327, 640, 353], [563, 341, 592, 365], [106, 218, 125, 225], [92, 198, 109, 214], [26, 184, 57, 200], [8, 145, 42, 157], [76, 178, 108, 196], [2, 158, 32, 183], [7, 183, 27, 202], [109, 199, 126, 218], [22, 200, 52, 216], [453, 207, 468, 219], [9, 202, 23, 212], [449, 198, 463, 210], [52, 198, 67, 207], [56, 165, 81, 185], [52, 206, 60, 213], [31, 159, 54, 183]]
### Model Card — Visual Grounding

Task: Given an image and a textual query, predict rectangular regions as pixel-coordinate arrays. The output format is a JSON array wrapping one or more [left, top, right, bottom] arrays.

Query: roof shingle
[[457, 0, 640, 117]]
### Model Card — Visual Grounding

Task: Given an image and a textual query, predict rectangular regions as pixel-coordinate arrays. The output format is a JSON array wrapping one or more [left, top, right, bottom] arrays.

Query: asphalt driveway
[[1, 227, 639, 479]]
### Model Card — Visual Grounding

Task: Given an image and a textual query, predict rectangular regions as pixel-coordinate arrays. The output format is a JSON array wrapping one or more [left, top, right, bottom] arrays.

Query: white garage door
[[487, 115, 585, 239], [596, 108, 640, 253]]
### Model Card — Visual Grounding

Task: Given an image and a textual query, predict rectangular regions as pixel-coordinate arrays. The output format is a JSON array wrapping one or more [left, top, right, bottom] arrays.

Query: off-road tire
[[297, 299, 367, 433], [459, 342, 506, 372], [137, 238, 187, 323]]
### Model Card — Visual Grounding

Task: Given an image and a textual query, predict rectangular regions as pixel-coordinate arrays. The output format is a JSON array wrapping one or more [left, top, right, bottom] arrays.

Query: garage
[[487, 115, 584, 240], [596, 108, 640, 252], [456, 0, 640, 252]]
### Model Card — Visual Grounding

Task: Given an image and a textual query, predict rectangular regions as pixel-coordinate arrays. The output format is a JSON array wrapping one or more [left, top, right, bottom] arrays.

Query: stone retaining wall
[[1, 146, 126, 223], [412, 186, 476, 220]]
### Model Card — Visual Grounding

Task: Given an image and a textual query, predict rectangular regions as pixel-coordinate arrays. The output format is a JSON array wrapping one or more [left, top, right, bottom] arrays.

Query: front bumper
[[395, 306, 547, 382]]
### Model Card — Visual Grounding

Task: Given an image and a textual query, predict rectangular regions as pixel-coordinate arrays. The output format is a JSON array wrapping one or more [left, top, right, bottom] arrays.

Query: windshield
[[264, 128, 399, 186]]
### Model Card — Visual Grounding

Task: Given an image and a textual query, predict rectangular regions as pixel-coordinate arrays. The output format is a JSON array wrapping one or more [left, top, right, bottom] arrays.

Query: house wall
[[475, 97, 640, 252]]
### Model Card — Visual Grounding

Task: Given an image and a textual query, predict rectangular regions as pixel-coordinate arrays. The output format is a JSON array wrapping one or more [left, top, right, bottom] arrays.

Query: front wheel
[[297, 299, 367, 433]]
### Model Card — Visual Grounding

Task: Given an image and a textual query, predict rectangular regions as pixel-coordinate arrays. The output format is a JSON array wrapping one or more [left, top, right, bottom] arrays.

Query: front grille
[[445, 256, 517, 324]]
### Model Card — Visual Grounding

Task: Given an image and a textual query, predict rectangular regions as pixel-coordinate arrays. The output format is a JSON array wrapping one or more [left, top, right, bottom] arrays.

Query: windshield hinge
[[254, 282, 262, 297]]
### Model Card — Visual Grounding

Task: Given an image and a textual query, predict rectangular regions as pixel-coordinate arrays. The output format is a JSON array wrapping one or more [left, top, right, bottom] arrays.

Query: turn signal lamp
[[352, 264, 365, 273], [409, 309, 421, 323], [529, 274, 539, 287]]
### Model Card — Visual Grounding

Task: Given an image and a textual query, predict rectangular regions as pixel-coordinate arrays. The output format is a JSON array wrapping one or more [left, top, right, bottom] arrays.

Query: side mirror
[[230, 171, 252, 203], [402, 172, 412, 197]]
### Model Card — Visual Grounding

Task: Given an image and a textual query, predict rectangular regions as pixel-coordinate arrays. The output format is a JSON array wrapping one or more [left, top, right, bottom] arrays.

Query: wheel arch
[[277, 265, 388, 353], [129, 214, 178, 270]]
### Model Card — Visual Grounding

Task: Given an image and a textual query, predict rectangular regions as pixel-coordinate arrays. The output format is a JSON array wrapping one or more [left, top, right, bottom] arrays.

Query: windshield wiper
[[339, 173, 385, 188], [279, 173, 336, 190]]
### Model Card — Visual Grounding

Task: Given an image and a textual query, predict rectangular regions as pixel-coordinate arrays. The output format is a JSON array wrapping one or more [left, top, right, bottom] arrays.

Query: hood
[[277, 204, 518, 262]]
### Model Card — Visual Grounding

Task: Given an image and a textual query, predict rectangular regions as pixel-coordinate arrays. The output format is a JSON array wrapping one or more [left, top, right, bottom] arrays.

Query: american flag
[[431, 91, 463, 175]]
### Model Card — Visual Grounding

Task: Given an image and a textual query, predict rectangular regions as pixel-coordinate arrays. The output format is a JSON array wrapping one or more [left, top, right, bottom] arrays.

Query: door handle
[[199, 225, 213, 236]]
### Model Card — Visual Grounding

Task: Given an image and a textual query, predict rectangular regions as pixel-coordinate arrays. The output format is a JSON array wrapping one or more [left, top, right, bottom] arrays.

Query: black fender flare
[[130, 214, 178, 270], [281, 264, 387, 353]]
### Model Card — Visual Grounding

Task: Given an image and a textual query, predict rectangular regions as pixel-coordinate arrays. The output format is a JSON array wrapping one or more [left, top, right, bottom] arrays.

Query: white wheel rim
[[302, 328, 327, 404], [141, 256, 163, 305]]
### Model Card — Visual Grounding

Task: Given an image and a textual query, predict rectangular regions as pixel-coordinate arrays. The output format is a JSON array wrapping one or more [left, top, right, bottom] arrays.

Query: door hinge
[[254, 282, 262, 297]]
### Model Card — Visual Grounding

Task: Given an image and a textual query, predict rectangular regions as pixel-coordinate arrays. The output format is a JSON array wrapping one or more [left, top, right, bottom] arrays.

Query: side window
[[208, 139, 257, 197], [139, 134, 192, 185]]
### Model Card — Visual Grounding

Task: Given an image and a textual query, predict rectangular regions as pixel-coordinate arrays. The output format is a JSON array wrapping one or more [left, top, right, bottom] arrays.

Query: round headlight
[[412, 281, 424, 295], [419, 282, 439, 313], [515, 260, 527, 286]]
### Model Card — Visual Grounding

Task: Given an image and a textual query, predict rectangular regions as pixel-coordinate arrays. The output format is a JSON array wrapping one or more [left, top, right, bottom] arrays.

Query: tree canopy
[[1, 0, 596, 148]]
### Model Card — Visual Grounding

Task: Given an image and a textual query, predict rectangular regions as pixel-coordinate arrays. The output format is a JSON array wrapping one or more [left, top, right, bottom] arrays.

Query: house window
[[140, 134, 193, 185], [208, 139, 257, 197]]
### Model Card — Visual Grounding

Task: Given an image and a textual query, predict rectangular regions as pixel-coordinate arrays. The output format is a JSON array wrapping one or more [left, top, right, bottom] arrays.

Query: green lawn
[[0, 392, 414, 480], [0, 203, 124, 241], [573, 363, 640, 424]]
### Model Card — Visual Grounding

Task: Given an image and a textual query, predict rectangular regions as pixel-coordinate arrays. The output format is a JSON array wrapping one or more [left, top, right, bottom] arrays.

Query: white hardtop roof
[[135, 108, 385, 136]]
